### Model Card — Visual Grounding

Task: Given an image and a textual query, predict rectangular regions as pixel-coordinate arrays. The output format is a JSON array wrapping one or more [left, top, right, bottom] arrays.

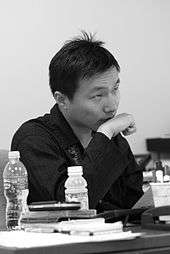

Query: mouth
[[98, 116, 114, 125], [105, 113, 116, 120], [100, 113, 116, 123], [93, 114, 116, 130]]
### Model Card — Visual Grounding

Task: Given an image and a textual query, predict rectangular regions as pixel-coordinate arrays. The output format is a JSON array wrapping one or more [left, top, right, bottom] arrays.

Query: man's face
[[66, 67, 120, 132]]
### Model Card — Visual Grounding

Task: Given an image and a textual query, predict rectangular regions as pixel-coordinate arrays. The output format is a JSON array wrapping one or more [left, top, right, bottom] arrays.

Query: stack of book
[[20, 209, 97, 228]]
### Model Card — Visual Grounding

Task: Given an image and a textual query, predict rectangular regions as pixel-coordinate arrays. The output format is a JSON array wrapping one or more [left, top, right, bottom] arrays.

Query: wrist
[[97, 127, 114, 140]]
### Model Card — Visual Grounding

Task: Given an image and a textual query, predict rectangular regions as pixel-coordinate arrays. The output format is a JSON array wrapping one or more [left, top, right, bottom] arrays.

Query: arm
[[121, 148, 144, 208], [12, 131, 141, 208], [11, 113, 142, 209], [82, 133, 143, 209]]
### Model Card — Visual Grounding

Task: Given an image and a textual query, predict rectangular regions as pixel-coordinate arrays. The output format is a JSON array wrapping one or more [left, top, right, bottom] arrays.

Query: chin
[[91, 122, 104, 131], [91, 126, 98, 132]]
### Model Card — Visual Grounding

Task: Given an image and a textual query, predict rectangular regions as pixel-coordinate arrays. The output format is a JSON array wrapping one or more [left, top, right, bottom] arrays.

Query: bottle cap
[[155, 161, 164, 171], [67, 166, 83, 175], [8, 151, 20, 159]]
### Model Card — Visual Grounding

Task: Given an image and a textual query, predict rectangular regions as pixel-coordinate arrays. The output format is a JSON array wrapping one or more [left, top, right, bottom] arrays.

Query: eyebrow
[[90, 78, 120, 93], [89, 87, 107, 94]]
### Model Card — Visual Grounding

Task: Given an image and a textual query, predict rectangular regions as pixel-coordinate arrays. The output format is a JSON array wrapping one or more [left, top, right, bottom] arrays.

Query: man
[[11, 32, 143, 212]]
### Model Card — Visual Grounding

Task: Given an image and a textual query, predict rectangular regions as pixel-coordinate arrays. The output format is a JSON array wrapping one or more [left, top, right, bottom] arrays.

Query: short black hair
[[49, 31, 120, 100]]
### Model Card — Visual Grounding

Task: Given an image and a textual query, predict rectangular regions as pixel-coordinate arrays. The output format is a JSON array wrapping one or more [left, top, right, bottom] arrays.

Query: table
[[1, 227, 170, 254]]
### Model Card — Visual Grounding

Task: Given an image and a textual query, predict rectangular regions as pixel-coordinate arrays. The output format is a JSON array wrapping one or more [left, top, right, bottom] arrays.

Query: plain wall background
[[0, 0, 170, 154]]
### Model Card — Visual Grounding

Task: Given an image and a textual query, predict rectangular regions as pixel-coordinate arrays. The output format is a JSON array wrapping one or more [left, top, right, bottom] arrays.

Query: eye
[[91, 94, 103, 99], [95, 94, 103, 97]]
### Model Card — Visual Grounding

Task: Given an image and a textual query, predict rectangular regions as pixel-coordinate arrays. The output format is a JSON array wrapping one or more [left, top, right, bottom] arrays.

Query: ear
[[54, 91, 69, 109]]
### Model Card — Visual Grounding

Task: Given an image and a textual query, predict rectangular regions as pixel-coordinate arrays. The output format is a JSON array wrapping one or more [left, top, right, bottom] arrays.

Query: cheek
[[81, 104, 101, 120], [116, 92, 120, 106]]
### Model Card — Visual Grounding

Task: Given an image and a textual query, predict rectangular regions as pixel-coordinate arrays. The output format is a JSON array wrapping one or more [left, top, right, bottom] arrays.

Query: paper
[[133, 185, 154, 209], [54, 219, 123, 235], [0, 230, 143, 248]]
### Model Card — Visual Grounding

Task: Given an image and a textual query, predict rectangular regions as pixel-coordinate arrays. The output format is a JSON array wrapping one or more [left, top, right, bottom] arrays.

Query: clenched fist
[[97, 113, 136, 140]]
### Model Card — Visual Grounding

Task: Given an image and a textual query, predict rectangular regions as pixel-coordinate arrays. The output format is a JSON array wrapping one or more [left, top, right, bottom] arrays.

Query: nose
[[103, 94, 119, 114]]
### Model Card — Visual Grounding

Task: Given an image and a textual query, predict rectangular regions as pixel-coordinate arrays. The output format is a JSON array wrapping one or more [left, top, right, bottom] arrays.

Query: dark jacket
[[11, 104, 143, 211]]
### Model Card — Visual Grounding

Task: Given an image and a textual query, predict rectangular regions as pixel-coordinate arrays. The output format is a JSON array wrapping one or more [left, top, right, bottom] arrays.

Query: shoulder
[[11, 113, 58, 150]]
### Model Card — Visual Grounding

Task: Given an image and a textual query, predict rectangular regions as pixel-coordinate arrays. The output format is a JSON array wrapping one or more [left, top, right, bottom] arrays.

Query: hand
[[97, 113, 137, 139], [122, 123, 137, 136]]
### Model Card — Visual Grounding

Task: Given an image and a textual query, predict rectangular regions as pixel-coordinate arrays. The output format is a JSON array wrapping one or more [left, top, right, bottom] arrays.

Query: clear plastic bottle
[[164, 165, 170, 182], [155, 161, 164, 183], [3, 151, 29, 230], [64, 166, 89, 210]]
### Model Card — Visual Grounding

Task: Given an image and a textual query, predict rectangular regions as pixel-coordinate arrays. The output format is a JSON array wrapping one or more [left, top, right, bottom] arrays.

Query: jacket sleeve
[[81, 132, 143, 209], [121, 147, 144, 208]]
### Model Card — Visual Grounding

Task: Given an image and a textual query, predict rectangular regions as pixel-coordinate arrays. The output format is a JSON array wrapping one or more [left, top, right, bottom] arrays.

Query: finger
[[122, 126, 137, 136]]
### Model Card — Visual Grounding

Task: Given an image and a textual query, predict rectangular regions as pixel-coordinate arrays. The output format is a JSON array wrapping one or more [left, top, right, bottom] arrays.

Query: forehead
[[76, 67, 119, 95]]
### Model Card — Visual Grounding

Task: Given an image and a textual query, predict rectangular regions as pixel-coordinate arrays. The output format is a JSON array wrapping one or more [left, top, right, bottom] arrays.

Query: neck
[[59, 107, 92, 148], [70, 124, 92, 148]]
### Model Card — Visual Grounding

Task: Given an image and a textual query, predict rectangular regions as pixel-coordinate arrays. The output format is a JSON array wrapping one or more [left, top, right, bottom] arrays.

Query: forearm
[[82, 133, 130, 208], [122, 155, 144, 208]]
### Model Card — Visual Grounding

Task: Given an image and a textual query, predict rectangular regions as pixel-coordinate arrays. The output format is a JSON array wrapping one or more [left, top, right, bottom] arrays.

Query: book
[[53, 219, 123, 236], [21, 209, 97, 224]]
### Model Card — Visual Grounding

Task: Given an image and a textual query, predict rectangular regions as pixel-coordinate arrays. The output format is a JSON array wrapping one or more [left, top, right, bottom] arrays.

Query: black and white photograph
[[0, 0, 170, 253]]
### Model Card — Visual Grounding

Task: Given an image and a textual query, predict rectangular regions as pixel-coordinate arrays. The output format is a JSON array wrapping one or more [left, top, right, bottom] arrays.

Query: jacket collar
[[49, 104, 81, 149]]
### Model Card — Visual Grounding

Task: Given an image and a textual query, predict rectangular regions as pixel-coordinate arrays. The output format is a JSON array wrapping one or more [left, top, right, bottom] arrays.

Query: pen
[[54, 229, 71, 234], [25, 227, 55, 233]]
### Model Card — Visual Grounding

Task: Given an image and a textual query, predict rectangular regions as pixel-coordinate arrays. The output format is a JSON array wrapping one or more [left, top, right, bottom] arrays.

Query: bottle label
[[4, 177, 28, 189], [19, 189, 29, 213], [3, 178, 29, 230], [4, 178, 28, 199], [65, 192, 89, 210]]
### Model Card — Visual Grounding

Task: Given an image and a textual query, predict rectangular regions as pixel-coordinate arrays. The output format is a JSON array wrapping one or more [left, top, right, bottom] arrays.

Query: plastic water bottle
[[64, 166, 89, 210], [3, 151, 29, 230], [155, 161, 164, 183]]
